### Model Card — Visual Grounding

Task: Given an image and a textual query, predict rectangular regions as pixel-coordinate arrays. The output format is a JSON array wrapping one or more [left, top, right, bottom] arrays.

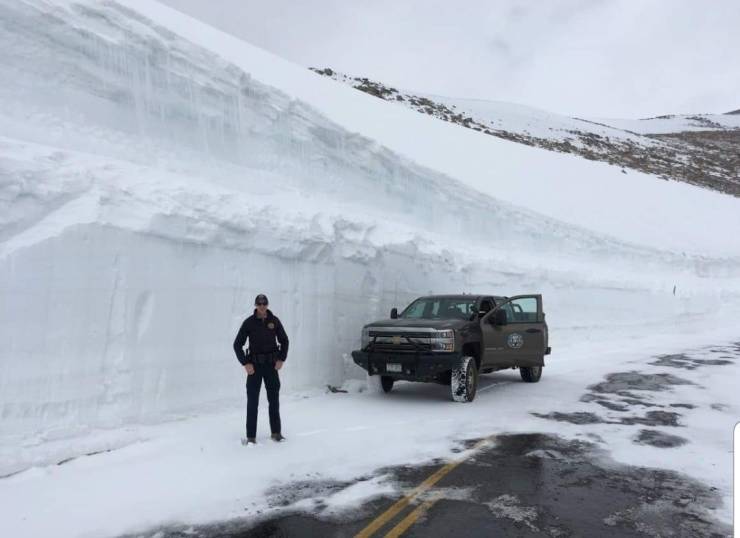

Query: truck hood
[[364, 318, 468, 330]]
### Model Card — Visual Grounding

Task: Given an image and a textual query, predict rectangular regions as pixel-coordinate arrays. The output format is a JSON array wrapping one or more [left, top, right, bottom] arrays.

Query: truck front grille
[[372, 342, 433, 353], [366, 328, 451, 353], [368, 330, 432, 339]]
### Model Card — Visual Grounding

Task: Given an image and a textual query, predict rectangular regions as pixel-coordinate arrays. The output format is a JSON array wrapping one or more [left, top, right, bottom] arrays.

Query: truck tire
[[380, 376, 394, 393], [520, 365, 542, 383], [367, 374, 395, 394], [451, 356, 478, 402]]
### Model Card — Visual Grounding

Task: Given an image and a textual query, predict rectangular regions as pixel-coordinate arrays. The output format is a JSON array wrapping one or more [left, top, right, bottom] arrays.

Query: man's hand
[[244, 363, 255, 376], [275, 360, 284, 371]]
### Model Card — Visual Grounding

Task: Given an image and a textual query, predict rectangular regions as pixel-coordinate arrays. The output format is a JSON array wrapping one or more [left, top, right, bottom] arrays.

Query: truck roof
[[417, 294, 508, 303]]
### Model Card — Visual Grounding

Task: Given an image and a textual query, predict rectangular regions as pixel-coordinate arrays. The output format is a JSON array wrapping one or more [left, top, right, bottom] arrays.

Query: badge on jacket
[[268, 322, 275, 330]]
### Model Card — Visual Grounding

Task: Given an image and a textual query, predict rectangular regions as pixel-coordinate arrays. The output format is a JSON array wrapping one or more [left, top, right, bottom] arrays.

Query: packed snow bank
[[3, 0, 740, 255], [1, 0, 739, 452], [117, 0, 740, 257], [6, 135, 736, 447]]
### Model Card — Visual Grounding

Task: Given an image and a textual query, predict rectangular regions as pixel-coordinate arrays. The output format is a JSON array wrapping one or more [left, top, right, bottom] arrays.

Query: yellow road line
[[354, 436, 493, 538], [383, 491, 442, 538]]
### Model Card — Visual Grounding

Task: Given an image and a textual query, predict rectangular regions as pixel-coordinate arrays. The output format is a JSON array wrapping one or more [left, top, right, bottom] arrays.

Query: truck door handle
[[525, 328, 541, 333]]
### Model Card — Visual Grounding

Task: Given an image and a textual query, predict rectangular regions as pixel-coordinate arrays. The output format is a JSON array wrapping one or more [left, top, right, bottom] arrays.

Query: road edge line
[[354, 435, 493, 538]]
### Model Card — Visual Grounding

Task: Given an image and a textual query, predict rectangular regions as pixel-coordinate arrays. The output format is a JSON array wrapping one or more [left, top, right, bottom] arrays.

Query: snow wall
[[1, 0, 739, 449]]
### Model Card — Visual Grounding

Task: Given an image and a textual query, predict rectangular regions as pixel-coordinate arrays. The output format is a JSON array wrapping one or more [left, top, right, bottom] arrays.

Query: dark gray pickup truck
[[351, 294, 551, 402]]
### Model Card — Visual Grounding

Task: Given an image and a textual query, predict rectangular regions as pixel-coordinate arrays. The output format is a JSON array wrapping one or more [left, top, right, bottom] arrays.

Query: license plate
[[386, 363, 402, 373]]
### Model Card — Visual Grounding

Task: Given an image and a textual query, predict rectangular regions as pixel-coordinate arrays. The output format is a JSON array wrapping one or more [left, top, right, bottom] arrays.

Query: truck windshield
[[400, 298, 476, 320]]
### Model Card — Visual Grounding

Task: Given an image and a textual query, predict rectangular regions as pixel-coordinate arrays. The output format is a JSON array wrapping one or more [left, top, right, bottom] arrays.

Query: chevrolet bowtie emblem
[[392, 336, 402, 345]]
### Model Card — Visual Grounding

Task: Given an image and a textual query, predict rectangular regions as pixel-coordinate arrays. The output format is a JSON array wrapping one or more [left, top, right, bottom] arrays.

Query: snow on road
[[1, 319, 738, 538]]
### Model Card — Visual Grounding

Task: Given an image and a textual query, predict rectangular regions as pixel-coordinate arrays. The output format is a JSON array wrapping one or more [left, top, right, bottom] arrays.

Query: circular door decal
[[507, 333, 524, 349]]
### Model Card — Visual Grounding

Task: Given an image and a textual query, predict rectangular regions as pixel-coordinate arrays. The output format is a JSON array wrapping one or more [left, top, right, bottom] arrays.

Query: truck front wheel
[[367, 374, 395, 394], [380, 376, 394, 393], [520, 365, 543, 383], [451, 356, 478, 402]]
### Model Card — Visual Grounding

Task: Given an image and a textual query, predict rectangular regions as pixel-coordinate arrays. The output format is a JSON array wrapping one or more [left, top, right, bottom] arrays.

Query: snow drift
[[1, 0, 739, 451]]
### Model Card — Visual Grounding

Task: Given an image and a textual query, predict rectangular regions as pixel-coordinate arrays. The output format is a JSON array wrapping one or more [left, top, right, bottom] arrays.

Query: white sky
[[160, 0, 739, 118]]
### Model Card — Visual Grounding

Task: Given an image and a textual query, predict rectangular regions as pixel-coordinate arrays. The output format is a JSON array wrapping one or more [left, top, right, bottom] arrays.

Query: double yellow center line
[[354, 435, 494, 538]]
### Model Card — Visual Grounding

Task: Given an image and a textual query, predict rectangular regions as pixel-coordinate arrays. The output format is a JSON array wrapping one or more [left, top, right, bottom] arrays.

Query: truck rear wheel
[[451, 356, 478, 402], [520, 365, 542, 383]]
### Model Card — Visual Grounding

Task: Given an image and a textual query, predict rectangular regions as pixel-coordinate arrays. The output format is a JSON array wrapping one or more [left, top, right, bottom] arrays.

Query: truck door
[[481, 295, 545, 368]]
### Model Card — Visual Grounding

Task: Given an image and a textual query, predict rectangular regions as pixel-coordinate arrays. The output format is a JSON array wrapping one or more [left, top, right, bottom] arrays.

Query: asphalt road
[[146, 429, 731, 537], [135, 341, 739, 538]]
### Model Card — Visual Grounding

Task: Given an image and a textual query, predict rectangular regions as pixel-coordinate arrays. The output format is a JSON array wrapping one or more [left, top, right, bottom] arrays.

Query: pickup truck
[[351, 294, 551, 402]]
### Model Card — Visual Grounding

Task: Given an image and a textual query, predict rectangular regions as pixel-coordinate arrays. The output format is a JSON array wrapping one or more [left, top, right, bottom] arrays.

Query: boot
[[241, 437, 257, 446], [271, 433, 285, 442]]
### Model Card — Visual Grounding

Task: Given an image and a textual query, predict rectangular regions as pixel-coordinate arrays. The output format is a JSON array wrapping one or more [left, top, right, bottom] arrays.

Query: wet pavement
[[142, 433, 731, 537], [132, 341, 738, 538], [532, 341, 738, 448]]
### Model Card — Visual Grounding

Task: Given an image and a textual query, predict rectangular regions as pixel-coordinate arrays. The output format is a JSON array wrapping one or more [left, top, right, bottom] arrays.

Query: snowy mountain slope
[[3, 0, 740, 255], [312, 69, 740, 196], [598, 113, 740, 134], [1, 0, 740, 466]]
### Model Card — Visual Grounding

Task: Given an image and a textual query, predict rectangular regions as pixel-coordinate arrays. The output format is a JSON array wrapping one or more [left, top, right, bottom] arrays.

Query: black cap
[[255, 294, 269, 305]]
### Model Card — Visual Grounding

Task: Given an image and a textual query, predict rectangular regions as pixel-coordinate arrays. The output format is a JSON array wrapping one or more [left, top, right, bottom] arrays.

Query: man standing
[[233, 294, 289, 445]]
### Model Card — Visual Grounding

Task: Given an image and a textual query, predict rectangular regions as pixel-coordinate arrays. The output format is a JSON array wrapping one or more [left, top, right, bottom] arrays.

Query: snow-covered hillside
[[312, 68, 740, 196], [1, 0, 740, 463]]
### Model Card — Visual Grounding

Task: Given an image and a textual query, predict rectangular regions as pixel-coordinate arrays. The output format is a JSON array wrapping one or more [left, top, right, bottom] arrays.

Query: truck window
[[509, 297, 538, 323], [501, 302, 515, 322], [403, 300, 427, 318], [400, 298, 476, 320]]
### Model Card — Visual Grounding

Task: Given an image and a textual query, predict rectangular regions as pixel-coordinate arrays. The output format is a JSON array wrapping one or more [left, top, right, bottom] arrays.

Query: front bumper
[[351, 350, 464, 381]]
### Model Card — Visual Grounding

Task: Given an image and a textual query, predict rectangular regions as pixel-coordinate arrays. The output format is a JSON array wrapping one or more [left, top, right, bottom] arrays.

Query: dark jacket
[[233, 309, 289, 365]]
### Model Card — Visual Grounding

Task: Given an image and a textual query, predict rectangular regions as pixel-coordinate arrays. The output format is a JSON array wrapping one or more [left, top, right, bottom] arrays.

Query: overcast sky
[[161, 0, 739, 118]]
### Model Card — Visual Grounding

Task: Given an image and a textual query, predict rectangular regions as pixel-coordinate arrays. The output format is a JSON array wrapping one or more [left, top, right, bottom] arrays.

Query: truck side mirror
[[492, 309, 507, 326], [390, 307, 398, 319]]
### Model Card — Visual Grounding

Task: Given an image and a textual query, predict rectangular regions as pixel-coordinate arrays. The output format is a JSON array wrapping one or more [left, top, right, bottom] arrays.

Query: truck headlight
[[431, 330, 455, 352], [361, 327, 371, 348]]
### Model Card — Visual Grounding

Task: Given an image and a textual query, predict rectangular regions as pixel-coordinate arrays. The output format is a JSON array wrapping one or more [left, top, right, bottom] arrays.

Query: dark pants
[[246, 361, 281, 438]]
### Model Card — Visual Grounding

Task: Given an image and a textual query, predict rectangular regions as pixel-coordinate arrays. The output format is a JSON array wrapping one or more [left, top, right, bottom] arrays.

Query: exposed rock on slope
[[311, 68, 740, 197]]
